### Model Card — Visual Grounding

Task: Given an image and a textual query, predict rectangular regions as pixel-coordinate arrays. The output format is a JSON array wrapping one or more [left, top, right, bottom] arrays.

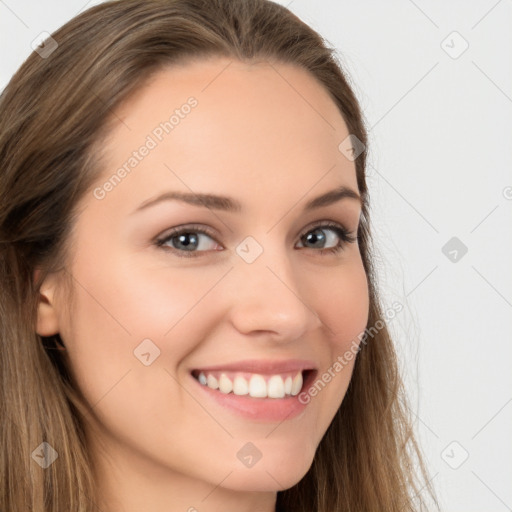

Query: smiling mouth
[[191, 369, 315, 399]]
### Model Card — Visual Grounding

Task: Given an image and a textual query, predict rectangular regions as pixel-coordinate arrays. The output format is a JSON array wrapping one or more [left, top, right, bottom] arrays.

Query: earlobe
[[35, 271, 61, 337]]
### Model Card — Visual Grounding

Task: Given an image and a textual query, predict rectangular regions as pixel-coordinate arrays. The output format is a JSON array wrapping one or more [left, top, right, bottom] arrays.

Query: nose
[[224, 246, 324, 344]]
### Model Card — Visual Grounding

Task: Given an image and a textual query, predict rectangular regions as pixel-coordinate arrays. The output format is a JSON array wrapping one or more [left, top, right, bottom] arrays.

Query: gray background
[[1, 1, 511, 510]]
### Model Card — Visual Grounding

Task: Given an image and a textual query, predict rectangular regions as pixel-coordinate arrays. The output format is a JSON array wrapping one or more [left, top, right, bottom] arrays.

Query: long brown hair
[[0, 1, 437, 510]]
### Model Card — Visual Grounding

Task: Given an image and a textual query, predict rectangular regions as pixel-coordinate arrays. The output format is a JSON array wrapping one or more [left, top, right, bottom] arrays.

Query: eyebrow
[[132, 185, 363, 214]]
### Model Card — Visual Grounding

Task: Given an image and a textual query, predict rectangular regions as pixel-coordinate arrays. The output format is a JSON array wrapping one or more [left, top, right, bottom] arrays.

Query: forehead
[[91, 57, 358, 217], [113, 56, 347, 130]]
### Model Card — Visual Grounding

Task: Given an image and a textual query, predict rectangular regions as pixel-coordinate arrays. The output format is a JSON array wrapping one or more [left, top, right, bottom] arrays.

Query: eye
[[155, 224, 220, 258], [296, 221, 358, 255], [155, 221, 357, 258]]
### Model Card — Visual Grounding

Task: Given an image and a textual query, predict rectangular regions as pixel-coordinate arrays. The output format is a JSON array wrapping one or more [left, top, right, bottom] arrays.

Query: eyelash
[[154, 221, 358, 259]]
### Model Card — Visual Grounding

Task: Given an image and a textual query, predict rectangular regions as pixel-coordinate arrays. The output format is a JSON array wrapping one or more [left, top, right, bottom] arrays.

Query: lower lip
[[190, 371, 315, 422]]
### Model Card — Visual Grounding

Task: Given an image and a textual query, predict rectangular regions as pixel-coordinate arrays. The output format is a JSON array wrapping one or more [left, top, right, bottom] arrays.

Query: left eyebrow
[[303, 185, 363, 211], [131, 185, 363, 215]]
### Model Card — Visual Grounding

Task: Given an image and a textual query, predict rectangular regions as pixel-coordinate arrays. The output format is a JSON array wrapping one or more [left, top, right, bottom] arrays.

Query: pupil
[[175, 233, 197, 250], [306, 229, 325, 247]]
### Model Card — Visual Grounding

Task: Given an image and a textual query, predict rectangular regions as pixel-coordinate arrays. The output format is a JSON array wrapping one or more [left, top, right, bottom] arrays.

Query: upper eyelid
[[155, 220, 355, 246]]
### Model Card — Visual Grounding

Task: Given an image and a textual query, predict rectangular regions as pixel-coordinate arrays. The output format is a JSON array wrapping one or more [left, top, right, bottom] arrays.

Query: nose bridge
[[226, 236, 322, 339]]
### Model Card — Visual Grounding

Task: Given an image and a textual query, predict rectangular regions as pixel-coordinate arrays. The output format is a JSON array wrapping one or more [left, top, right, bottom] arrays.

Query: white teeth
[[218, 373, 233, 394], [249, 374, 267, 397], [233, 375, 249, 395], [284, 376, 292, 395], [267, 375, 285, 398], [206, 374, 218, 390], [196, 370, 305, 398], [291, 372, 303, 396]]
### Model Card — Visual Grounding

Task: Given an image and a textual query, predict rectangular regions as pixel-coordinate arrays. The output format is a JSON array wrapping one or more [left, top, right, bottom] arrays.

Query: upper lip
[[192, 359, 317, 375]]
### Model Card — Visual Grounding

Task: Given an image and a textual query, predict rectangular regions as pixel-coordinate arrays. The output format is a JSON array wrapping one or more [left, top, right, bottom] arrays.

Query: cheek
[[301, 260, 369, 418], [334, 268, 369, 347], [56, 262, 215, 457], [58, 258, 226, 398], [309, 259, 369, 351]]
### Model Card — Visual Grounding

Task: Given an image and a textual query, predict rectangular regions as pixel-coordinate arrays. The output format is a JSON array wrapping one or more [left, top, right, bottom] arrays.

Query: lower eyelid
[[155, 222, 355, 255]]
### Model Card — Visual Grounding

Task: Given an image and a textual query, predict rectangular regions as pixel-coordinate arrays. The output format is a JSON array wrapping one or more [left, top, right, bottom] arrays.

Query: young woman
[[0, 1, 437, 510]]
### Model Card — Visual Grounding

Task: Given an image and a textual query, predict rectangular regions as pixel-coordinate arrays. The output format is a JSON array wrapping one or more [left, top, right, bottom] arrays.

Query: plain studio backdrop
[[1, 1, 511, 511]]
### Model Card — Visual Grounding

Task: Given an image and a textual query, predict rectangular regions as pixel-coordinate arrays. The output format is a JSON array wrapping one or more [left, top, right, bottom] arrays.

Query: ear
[[34, 268, 61, 337]]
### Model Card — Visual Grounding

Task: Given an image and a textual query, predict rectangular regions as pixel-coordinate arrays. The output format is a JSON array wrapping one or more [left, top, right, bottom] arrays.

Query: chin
[[222, 451, 314, 492]]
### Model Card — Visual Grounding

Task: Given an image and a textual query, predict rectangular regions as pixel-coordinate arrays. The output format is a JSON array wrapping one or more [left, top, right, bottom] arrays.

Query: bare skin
[[35, 57, 369, 512]]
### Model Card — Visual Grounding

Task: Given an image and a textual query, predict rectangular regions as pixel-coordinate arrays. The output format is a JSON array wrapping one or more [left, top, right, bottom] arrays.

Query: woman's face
[[37, 57, 369, 509]]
